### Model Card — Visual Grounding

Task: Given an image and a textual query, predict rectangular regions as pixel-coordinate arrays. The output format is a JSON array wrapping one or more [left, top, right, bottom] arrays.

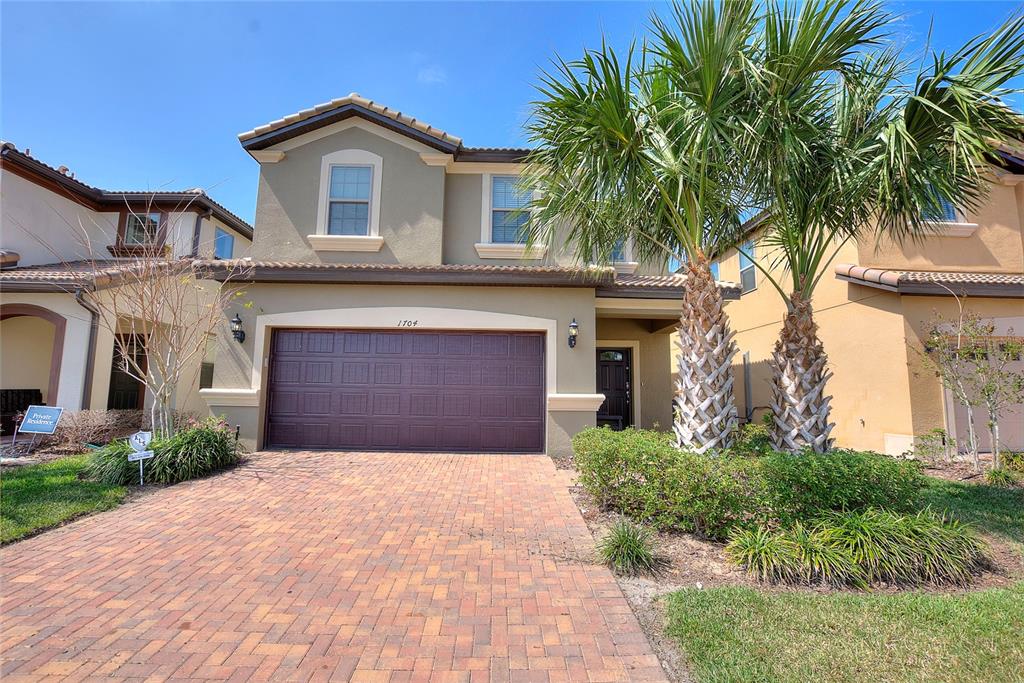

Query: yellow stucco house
[[703, 145, 1024, 455]]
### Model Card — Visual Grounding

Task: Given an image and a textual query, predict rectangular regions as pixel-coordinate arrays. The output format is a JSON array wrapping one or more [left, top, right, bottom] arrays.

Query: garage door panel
[[266, 329, 544, 452]]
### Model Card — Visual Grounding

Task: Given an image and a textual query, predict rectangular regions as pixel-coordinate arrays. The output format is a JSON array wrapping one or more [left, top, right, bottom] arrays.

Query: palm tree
[[524, 0, 760, 453], [745, 2, 1024, 451]]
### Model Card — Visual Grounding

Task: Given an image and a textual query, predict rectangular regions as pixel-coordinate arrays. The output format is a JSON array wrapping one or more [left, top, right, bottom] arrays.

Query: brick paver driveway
[[1, 452, 665, 682]]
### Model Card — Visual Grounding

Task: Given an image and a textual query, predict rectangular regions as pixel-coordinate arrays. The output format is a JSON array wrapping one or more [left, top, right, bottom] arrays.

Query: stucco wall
[[204, 284, 600, 455], [0, 315, 56, 402], [857, 182, 1024, 273], [595, 317, 674, 431], [252, 126, 445, 265]]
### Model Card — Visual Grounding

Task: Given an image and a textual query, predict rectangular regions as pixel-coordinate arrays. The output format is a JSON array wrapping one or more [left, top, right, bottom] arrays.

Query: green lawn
[[921, 476, 1024, 549], [1, 455, 126, 543], [665, 584, 1024, 683]]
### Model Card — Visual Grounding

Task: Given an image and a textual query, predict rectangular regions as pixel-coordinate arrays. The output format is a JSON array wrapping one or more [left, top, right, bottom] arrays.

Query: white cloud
[[416, 64, 448, 85]]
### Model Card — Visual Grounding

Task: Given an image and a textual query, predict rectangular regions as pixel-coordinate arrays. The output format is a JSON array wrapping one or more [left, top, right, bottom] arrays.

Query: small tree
[[968, 327, 1024, 470]]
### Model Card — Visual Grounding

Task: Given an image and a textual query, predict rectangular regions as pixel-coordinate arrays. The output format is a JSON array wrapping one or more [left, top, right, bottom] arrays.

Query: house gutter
[[74, 288, 100, 410]]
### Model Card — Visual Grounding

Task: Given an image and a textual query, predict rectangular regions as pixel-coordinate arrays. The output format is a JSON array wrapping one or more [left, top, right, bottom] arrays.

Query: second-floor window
[[491, 175, 530, 243], [124, 212, 161, 245], [924, 195, 959, 223], [739, 241, 756, 293], [610, 239, 627, 262], [709, 261, 720, 280], [214, 227, 234, 259], [328, 165, 372, 236]]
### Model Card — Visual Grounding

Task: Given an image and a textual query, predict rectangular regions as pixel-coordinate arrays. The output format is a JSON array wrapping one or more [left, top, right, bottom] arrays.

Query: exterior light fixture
[[568, 318, 579, 348], [230, 314, 246, 343]]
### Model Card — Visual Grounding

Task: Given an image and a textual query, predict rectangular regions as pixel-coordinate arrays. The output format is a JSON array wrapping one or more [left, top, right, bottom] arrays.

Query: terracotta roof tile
[[237, 93, 462, 147], [835, 263, 1024, 297]]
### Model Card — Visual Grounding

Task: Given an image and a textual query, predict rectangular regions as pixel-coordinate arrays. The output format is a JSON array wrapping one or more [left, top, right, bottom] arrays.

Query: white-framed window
[[610, 239, 628, 262], [213, 227, 234, 259], [739, 241, 756, 293], [489, 175, 531, 243], [124, 211, 161, 245], [924, 192, 959, 223], [315, 149, 383, 238]]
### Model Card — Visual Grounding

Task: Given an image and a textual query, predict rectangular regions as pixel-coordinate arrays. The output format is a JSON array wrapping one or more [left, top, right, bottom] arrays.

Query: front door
[[596, 348, 632, 430], [107, 335, 146, 410]]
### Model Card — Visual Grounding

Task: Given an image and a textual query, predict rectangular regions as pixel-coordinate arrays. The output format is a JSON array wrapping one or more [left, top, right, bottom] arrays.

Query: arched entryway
[[0, 303, 67, 430]]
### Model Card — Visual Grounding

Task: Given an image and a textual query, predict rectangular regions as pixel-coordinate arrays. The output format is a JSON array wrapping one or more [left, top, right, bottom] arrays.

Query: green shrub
[[85, 418, 242, 486], [730, 420, 774, 457], [760, 450, 923, 525], [985, 468, 1019, 487], [598, 518, 661, 575], [572, 427, 767, 540], [1004, 451, 1024, 473], [729, 510, 987, 587]]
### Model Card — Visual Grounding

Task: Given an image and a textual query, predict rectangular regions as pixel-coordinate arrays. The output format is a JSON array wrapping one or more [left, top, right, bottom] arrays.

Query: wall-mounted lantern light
[[230, 314, 246, 344], [568, 318, 579, 348]]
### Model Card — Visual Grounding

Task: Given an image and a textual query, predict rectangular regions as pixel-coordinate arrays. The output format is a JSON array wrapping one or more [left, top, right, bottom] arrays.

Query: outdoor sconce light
[[568, 318, 579, 348], [230, 314, 246, 344]]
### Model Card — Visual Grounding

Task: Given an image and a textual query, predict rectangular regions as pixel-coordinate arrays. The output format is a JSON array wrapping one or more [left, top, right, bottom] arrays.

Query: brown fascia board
[[596, 283, 741, 300], [201, 263, 613, 288], [241, 103, 460, 155], [455, 148, 531, 163], [0, 146, 253, 240]]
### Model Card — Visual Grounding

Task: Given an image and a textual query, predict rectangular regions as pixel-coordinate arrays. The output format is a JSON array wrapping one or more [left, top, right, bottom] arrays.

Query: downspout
[[191, 208, 213, 257], [75, 288, 100, 410]]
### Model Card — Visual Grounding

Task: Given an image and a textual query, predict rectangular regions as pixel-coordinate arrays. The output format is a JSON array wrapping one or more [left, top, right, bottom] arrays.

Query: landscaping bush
[[760, 450, 923, 525], [985, 468, 1020, 488], [86, 417, 242, 486], [50, 409, 144, 451], [730, 420, 774, 456], [572, 427, 767, 539], [728, 510, 988, 587], [1003, 451, 1024, 473], [598, 518, 661, 575]]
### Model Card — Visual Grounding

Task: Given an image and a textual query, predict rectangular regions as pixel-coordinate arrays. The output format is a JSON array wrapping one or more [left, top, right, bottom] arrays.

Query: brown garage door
[[265, 329, 545, 452]]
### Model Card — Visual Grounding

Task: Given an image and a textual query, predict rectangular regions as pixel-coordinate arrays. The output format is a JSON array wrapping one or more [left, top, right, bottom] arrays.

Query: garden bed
[[557, 427, 1024, 682]]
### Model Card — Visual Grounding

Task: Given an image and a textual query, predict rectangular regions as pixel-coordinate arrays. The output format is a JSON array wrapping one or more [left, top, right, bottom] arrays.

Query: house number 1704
[[397, 320, 419, 327]]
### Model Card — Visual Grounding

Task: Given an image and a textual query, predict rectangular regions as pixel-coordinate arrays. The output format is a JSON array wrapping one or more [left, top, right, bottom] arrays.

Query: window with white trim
[[327, 165, 372, 235], [739, 241, 756, 293], [490, 175, 530, 243], [923, 191, 959, 223], [610, 239, 627, 262], [213, 227, 234, 259]]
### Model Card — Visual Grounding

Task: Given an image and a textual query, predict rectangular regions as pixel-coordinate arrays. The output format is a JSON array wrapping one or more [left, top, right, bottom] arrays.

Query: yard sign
[[11, 405, 64, 448]]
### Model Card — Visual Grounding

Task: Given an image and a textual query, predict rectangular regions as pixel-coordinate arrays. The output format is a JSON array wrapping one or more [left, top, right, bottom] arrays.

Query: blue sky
[[3, 1, 1021, 223]]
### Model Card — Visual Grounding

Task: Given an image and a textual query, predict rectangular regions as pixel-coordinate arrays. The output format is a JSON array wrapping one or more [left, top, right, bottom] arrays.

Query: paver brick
[[1, 452, 665, 681]]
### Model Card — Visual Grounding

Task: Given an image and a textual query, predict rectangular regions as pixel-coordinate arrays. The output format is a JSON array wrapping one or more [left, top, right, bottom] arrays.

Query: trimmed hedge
[[86, 417, 242, 486], [572, 427, 924, 539]]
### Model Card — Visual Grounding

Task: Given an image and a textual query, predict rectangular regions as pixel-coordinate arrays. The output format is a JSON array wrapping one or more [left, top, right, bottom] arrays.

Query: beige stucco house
[[0, 142, 253, 431], [704, 146, 1024, 455], [198, 94, 733, 456]]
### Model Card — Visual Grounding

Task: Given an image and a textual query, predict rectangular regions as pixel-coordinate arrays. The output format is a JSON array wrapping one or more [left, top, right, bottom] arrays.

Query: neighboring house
[[706, 146, 1024, 455], [0, 142, 253, 430], [199, 94, 738, 456]]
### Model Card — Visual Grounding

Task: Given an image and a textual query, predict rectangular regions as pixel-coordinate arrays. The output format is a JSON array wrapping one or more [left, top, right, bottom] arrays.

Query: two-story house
[[706, 145, 1024, 455], [0, 142, 253, 430], [199, 94, 737, 456]]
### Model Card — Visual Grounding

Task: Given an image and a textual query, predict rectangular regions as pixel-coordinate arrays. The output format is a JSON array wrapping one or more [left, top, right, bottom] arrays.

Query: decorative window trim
[[478, 173, 544, 258], [314, 149, 383, 244], [474, 242, 547, 259], [925, 221, 979, 238], [307, 234, 385, 252], [108, 209, 168, 257]]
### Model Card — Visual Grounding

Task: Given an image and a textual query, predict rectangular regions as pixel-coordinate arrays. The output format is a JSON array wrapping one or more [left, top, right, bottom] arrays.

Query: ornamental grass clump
[[598, 518, 662, 576], [86, 417, 242, 486]]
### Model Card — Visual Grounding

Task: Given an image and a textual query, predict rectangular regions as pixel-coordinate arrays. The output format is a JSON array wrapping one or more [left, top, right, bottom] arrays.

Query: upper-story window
[[490, 175, 531, 244], [610, 239, 627, 262], [709, 260, 720, 280], [327, 165, 372, 235], [213, 227, 234, 259], [924, 194, 959, 223], [124, 211, 161, 245], [739, 241, 756, 293]]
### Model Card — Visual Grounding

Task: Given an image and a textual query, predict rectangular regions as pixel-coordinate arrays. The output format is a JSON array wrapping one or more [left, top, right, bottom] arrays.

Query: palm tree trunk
[[674, 260, 738, 454], [770, 293, 834, 452]]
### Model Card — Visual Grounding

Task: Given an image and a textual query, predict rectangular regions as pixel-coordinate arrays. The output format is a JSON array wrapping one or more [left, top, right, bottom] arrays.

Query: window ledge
[[199, 388, 260, 407], [926, 221, 979, 237], [547, 393, 606, 411], [106, 244, 168, 258], [307, 234, 385, 252], [612, 261, 639, 275], [474, 243, 547, 260]]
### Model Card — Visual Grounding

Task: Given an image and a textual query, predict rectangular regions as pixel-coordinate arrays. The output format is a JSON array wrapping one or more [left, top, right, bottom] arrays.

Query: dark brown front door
[[597, 348, 632, 430], [107, 335, 146, 410], [265, 329, 545, 453]]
